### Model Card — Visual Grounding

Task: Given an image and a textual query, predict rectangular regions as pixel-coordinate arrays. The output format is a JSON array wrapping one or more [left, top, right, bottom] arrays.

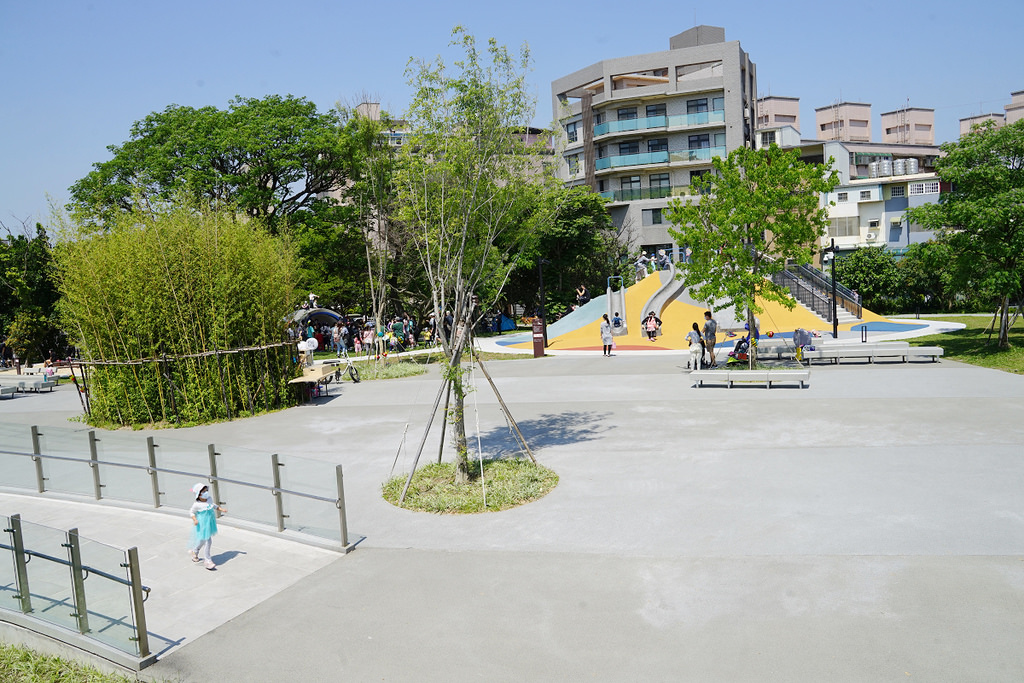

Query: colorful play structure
[[497, 266, 925, 353]]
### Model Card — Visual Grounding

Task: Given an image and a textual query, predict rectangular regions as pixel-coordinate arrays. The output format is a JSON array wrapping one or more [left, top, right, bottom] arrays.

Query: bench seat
[[690, 369, 810, 389]]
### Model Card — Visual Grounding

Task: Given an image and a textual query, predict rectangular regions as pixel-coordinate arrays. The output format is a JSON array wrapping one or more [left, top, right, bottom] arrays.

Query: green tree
[[68, 95, 352, 232], [833, 247, 901, 314], [0, 220, 64, 363], [55, 202, 298, 426], [665, 144, 838, 367], [397, 28, 552, 482], [896, 240, 957, 312], [504, 186, 623, 317], [907, 120, 1024, 348]]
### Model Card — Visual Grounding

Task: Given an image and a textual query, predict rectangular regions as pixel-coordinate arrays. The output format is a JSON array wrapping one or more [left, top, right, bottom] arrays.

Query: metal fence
[[1, 514, 154, 669], [0, 423, 352, 551]]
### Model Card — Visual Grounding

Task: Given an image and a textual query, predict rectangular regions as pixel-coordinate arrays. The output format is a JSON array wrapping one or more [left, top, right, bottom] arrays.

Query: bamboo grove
[[55, 204, 299, 426]]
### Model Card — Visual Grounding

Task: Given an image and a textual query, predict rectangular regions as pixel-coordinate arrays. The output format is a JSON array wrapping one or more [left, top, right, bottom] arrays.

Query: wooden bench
[[802, 344, 943, 364], [287, 363, 343, 397], [690, 368, 810, 389]]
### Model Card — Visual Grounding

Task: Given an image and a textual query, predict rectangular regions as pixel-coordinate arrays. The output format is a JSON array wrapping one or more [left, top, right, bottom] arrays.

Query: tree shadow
[[474, 410, 613, 459]]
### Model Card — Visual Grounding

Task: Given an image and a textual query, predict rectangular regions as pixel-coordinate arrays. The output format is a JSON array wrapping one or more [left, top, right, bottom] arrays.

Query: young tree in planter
[[832, 246, 901, 314], [397, 28, 552, 483], [665, 144, 838, 368], [907, 120, 1024, 349]]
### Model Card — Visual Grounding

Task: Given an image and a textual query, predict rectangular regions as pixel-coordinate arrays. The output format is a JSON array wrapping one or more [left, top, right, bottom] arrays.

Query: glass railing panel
[[211, 444, 278, 528], [598, 191, 614, 200], [0, 516, 18, 612], [594, 115, 667, 137], [34, 428, 95, 498], [0, 424, 40, 490], [17, 519, 78, 633], [91, 434, 155, 506], [76, 537, 138, 655], [601, 151, 669, 169], [147, 434, 216, 510], [280, 495, 341, 542], [669, 146, 726, 163], [595, 157, 611, 171], [278, 455, 342, 542]]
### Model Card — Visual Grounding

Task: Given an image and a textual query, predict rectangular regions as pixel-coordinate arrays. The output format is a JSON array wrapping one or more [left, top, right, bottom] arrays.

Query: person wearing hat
[[189, 483, 226, 570]]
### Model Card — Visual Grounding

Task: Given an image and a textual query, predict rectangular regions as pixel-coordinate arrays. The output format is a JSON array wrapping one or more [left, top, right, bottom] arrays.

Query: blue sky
[[2, 0, 1021, 227]]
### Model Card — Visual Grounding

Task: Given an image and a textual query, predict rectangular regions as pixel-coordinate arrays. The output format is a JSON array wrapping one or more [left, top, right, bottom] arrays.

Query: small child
[[189, 483, 226, 570]]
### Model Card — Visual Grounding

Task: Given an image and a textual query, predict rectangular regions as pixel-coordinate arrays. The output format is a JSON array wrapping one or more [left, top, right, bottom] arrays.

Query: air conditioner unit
[[865, 232, 877, 241]]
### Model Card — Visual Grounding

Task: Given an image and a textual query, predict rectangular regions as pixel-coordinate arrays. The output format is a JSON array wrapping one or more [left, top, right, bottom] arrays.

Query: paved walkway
[[2, 351, 1023, 681]]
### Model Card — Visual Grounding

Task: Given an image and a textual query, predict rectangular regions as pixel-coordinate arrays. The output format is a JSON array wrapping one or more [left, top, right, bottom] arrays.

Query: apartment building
[[958, 88, 1024, 136], [815, 102, 871, 142], [551, 25, 756, 256], [756, 95, 800, 132], [880, 107, 935, 145], [1005, 90, 1024, 124]]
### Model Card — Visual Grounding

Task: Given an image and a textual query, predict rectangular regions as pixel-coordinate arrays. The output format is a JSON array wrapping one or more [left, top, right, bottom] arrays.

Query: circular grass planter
[[382, 459, 558, 513]]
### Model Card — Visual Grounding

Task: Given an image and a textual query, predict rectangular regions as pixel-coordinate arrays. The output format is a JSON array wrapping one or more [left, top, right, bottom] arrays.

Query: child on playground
[[189, 483, 226, 570]]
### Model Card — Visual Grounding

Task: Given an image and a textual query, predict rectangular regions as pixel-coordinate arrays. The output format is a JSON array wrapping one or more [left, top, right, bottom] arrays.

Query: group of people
[[289, 310, 455, 359], [634, 250, 673, 280], [684, 311, 719, 368]]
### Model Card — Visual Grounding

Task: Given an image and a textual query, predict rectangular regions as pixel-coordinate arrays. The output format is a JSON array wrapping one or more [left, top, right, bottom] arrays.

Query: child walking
[[189, 482, 226, 570]]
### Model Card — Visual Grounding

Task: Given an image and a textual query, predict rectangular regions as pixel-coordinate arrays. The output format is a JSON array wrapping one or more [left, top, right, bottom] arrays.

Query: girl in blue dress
[[189, 483, 226, 570]]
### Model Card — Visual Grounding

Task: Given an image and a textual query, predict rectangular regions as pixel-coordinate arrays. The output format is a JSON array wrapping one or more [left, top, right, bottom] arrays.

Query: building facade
[[815, 102, 872, 142], [551, 25, 756, 257], [880, 107, 935, 145]]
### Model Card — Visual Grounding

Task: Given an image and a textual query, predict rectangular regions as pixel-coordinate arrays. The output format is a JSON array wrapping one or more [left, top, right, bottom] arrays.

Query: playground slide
[[606, 277, 628, 336]]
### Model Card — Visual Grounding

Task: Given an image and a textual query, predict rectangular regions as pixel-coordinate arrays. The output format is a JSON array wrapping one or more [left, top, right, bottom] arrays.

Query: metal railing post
[[6, 514, 33, 613], [335, 465, 349, 549], [146, 437, 161, 508], [64, 528, 91, 634], [30, 426, 45, 493], [88, 431, 103, 500], [207, 445, 222, 517], [124, 547, 150, 658], [271, 454, 286, 532]]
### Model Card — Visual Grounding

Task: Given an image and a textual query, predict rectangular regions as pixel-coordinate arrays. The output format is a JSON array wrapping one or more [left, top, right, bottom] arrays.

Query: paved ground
[[2, 346, 1023, 681]]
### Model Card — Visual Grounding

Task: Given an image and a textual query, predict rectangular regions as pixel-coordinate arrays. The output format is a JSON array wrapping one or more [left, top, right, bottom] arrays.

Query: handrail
[[0, 540, 151, 598], [0, 447, 339, 505]]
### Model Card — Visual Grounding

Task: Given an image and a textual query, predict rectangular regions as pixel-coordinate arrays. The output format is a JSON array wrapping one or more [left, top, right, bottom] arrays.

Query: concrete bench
[[803, 345, 943, 364], [0, 376, 58, 392], [0, 385, 16, 399], [690, 368, 810, 389]]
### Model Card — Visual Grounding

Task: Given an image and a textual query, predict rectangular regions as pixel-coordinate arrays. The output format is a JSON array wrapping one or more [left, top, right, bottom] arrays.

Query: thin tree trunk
[[998, 294, 1010, 350]]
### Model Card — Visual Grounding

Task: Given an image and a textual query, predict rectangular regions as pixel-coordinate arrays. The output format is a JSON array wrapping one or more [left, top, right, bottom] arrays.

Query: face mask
[[199, 491, 209, 501]]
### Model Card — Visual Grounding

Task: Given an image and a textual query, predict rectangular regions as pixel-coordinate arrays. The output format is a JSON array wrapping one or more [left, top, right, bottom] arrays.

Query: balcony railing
[[592, 110, 725, 137], [669, 146, 726, 163], [598, 185, 693, 202], [668, 110, 725, 128], [595, 150, 669, 170]]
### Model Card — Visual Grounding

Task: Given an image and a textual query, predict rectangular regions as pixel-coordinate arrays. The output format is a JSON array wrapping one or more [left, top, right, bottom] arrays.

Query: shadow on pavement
[[476, 410, 613, 457]]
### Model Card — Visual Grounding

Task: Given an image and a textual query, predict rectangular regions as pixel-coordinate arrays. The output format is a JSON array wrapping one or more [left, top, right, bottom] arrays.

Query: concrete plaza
[[1, 349, 1023, 681]]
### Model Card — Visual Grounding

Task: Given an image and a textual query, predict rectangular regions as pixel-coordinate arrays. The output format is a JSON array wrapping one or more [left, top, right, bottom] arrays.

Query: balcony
[[667, 109, 725, 128], [598, 185, 694, 202], [669, 146, 726, 163], [594, 115, 667, 137], [595, 150, 669, 171], [592, 110, 725, 138]]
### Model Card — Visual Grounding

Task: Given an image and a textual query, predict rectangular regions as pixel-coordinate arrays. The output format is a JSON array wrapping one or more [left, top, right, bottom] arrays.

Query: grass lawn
[[382, 459, 559, 513], [908, 315, 1024, 374], [0, 643, 134, 682]]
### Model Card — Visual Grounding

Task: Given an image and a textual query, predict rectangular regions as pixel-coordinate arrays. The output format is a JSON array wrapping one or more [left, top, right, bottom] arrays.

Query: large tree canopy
[[907, 119, 1024, 348], [0, 220, 64, 363], [68, 95, 352, 230], [665, 144, 837, 366]]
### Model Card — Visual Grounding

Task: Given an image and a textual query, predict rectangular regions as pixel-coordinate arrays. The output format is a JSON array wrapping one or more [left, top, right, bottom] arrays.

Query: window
[[593, 112, 604, 125], [776, 114, 796, 123], [598, 180, 607, 192], [646, 103, 666, 118], [687, 98, 708, 114], [642, 208, 663, 225], [566, 121, 578, 143], [619, 141, 639, 155], [648, 138, 668, 153], [620, 176, 641, 190], [566, 154, 579, 175], [690, 169, 710, 193], [890, 185, 906, 198], [597, 145, 607, 159], [869, 219, 879, 228], [649, 173, 670, 188], [909, 181, 940, 195], [760, 131, 776, 147], [688, 134, 710, 149], [617, 107, 637, 121], [828, 216, 859, 237], [712, 96, 725, 111], [860, 190, 871, 201], [837, 192, 848, 202]]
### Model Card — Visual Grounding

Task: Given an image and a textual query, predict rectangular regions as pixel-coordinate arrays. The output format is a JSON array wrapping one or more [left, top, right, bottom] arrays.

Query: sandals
[[189, 550, 200, 563]]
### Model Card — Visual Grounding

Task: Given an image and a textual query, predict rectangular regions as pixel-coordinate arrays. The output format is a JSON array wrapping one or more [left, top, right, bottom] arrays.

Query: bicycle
[[327, 346, 361, 383]]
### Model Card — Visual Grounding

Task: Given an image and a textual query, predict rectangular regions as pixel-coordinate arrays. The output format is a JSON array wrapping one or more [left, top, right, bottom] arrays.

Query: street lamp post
[[823, 239, 839, 339], [538, 258, 550, 348]]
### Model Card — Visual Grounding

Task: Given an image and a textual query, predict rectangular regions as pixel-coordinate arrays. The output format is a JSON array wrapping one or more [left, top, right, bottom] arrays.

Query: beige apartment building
[[880, 107, 934, 145], [1006, 90, 1024, 124], [958, 88, 1024, 136], [815, 102, 871, 142], [756, 95, 799, 131]]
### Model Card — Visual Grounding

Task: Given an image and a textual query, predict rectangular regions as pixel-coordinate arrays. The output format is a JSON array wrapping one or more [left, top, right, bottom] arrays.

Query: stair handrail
[[791, 263, 862, 318]]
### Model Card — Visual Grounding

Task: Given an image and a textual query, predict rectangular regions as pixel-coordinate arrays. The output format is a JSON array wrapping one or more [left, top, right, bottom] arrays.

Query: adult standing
[[702, 310, 718, 368], [600, 313, 614, 356], [686, 322, 705, 369]]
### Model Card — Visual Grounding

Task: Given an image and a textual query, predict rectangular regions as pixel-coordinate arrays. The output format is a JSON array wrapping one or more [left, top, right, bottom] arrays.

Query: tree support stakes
[[436, 381, 452, 465], [471, 347, 537, 464], [399, 378, 451, 504]]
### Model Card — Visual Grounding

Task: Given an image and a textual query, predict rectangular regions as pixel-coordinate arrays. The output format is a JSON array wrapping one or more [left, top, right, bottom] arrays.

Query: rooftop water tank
[[893, 159, 907, 176], [869, 161, 879, 178], [906, 158, 919, 175], [880, 159, 893, 176]]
